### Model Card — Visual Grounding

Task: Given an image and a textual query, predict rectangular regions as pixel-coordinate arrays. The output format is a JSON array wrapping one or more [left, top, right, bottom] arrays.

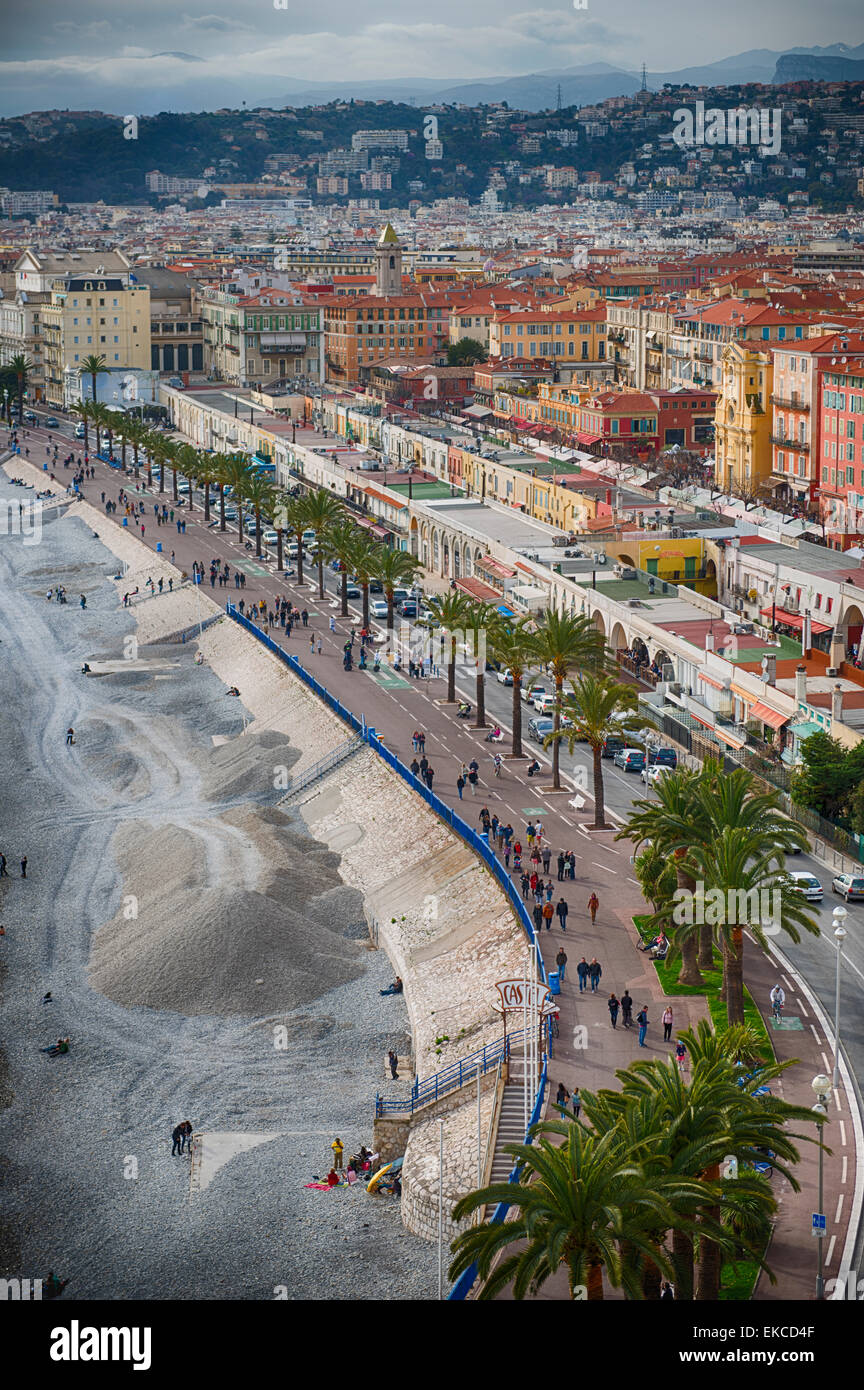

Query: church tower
[[375, 222, 403, 296]]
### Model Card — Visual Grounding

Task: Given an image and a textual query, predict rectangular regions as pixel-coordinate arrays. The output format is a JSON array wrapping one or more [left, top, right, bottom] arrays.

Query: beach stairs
[[277, 735, 364, 803], [489, 1052, 533, 1186]]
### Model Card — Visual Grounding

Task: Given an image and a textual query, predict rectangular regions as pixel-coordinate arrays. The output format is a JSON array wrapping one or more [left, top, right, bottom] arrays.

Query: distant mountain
[[774, 52, 864, 83]]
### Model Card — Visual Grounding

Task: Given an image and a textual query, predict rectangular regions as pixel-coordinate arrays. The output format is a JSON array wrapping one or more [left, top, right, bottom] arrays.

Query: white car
[[641, 765, 669, 786], [496, 668, 514, 685], [522, 682, 547, 704], [533, 693, 558, 715], [261, 529, 279, 546], [369, 599, 389, 619], [789, 871, 823, 902]]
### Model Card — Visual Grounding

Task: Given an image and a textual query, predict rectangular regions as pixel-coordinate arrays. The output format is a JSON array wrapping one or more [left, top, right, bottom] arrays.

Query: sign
[[495, 979, 551, 1012], [812, 1213, 826, 1237]]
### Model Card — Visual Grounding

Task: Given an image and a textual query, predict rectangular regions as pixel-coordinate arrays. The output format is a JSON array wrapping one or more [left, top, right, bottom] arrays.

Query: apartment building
[[713, 342, 773, 496], [136, 265, 204, 374], [816, 338, 864, 548], [489, 307, 607, 363], [200, 284, 323, 386]]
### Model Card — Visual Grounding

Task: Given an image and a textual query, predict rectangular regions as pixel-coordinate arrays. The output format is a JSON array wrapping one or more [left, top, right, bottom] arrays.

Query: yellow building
[[41, 266, 150, 405], [713, 342, 773, 497], [488, 307, 607, 363]]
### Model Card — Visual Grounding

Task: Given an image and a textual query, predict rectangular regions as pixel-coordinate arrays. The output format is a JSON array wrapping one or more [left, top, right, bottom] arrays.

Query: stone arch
[[442, 537, 450, 576], [432, 529, 440, 571], [453, 541, 461, 578], [631, 636, 649, 665], [409, 516, 419, 559], [842, 603, 864, 652], [609, 621, 627, 655], [591, 609, 606, 637], [652, 647, 673, 676], [617, 552, 637, 569]]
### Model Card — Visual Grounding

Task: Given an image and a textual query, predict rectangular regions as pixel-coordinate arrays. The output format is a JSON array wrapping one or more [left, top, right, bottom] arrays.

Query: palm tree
[[70, 399, 92, 453], [175, 443, 200, 515], [321, 517, 364, 617], [461, 601, 498, 729], [210, 453, 233, 531], [529, 610, 610, 790], [487, 617, 536, 758], [350, 536, 382, 630], [244, 471, 277, 558], [106, 410, 128, 468], [120, 415, 148, 479], [302, 488, 345, 599], [550, 674, 651, 829], [194, 452, 220, 524], [9, 354, 33, 421], [81, 353, 109, 406], [450, 1121, 700, 1300], [375, 545, 422, 633], [145, 431, 174, 497], [275, 494, 310, 587], [422, 592, 471, 703], [89, 401, 112, 455], [221, 454, 257, 543]]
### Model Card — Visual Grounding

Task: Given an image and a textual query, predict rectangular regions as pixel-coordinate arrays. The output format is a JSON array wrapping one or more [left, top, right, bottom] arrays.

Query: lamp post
[[832, 907, 847, 1090], [811, 1073, 830, 1300]]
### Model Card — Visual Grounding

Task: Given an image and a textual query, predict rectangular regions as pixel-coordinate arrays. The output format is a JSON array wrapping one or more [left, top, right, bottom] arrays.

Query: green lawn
[[633, 915, 774, 1057], [720, 1253, 762, 1301]]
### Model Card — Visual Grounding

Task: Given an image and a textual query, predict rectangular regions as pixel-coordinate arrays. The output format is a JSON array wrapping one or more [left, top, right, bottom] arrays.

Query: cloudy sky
[[2, 0, 863, 115]]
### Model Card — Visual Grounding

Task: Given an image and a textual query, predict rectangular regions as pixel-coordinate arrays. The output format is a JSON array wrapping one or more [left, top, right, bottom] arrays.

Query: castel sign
[[496, 979, 551, 1012]]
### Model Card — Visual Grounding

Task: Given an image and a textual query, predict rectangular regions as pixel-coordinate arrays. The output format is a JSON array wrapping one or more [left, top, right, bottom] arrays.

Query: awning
[[749, 702, 789, 731], [698, 672, 727, 691], [713, 724, 747, 749], [759, 606, 832, 635], [454, 576, 501, 603], [464, 404, 493, 418], [576, 431, 602, 446], [354, 515, 390, 540], [477, 555, 517, 580]]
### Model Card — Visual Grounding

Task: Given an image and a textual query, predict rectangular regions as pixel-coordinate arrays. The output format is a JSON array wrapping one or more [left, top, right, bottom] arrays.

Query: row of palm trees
[[451, 1020, 824, 1300]]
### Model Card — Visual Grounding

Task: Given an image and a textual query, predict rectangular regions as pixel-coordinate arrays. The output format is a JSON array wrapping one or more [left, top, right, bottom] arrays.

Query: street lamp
[[811, 1072, 831, 1300], [832, 906, 847, 1090]]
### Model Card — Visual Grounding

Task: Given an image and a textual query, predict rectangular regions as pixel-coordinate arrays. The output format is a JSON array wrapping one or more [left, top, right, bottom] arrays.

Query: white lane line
[[822, 1051, 832, 1074], [627, 877, 641, 887], [835, 1194, 844, 1224], [826, 1236, 836, 1267], [592, 861, 617, 874], [797, 999, 809, 1018], [842, 1156, 848, 1184], [810, 1025, 822, 1045], [560, 816, 574, 827], [840, 1121, 847, 1146], [781, 974, 793, 990]]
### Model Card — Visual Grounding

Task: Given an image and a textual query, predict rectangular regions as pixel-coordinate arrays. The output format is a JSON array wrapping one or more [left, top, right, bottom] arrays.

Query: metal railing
[[277, 736, 364, 802], [375, 1029, 527, 1118]]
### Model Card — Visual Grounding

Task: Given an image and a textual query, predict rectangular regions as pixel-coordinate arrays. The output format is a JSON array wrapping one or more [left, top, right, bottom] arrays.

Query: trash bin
[[122, 517, 128, 528], [548, 970, 560, 996], [156, 542, 162, 553]]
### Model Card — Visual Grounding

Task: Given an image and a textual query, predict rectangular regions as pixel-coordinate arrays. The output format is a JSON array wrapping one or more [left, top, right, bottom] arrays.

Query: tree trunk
[[586, 1261, 604, 1301], [591, 745, 606, 830], [676, 864, 704, 987], [146, 453, 153, 489], [255, 513, 262, 558], [725, 927, 745, 1026], [296, 534, 304, 586], [552, 675, 563, 789], [641, 1254, 662, 1301], [187, 478, 194, 514], [362, 583, 369, 629], [475, 667, 486, 728], [387, 589, 394, 630], [204, 483, 210, 523], [340, 570, 348, 617], [695, 1175, 722, 1301], [698, 921, 714, 970], [276, 528, 283, 570], [447, 653, 456, 703], [511, 677, 523, 758], [219, 487, 226, 531], [172, 469, 178, 503], [317, 554, 324, 598], [671, 1227, 694, 1301]]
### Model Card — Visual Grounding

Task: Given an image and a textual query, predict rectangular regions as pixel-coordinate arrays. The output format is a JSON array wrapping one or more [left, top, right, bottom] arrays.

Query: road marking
[[810, 1025, 821, 1045], [592, 861, 617, 874], [835, 1194, 844, 1224], [839, 1120, 847, 1146], [821, 1052, 831, 1073], [842, 1156, 848, 1184], [826, 1236, 836, 1266], [627, 877, 641, 887]]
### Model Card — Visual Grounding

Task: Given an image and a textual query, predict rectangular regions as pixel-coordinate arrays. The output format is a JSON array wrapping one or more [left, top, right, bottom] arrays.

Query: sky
[[1, 0, 863, 115]]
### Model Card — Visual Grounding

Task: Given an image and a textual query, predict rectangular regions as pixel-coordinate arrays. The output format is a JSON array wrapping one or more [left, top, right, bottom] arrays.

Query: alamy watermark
[[672, 101, 782, 155], [0, 499, 42, 545], [672, 882, 782, 936]]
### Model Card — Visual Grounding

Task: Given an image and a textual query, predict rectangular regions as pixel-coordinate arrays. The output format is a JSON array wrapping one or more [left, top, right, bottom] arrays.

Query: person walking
[[555, 897, 569, 931], [620, 990, 634, 1029], [557, 851, 566, 882], [532, 903, 544, 935], [331, 1137, 344, 1170], [542, 900, 554, 931], [456, 774, 465, 799], [0, 853, 7, 877], [571, 1087, 581, 1120], [587, 891, 599, 925], [588, 957, 602, 993], [637, 1006, 649, 1048], [66, 728, 75, 745], [425, 766, 435, 791], [555, 1081, 569, 1111], [576, 957, 589, 993], [567, 850, 576, 881], [662, 1005, 674, 1042], [675, 1040, 688, 1075], [519, 871, 530, 900], [388, 1050, 399, 1080], [301, 609, 309, 627], [171, 1122, 185, 1156], [556, 946, 567, 982], [467, 765, 479, 796], [541, 845, 551, 874], [20, 857, 27, 879], [608, 993, 620, 1029], [525, 821, 536, 849]]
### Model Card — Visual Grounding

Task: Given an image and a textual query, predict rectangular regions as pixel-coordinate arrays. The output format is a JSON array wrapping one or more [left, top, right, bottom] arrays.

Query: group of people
[[171, 1120, 194, 1156], [0, 852, 27, 878], [325, 1139, 383, 1190]]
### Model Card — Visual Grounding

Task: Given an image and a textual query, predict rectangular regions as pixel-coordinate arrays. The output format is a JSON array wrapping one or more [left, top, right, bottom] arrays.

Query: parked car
[[370, 599, 389, 619], [496, 668, 514, 686], [44, 416, 59, 428], [522, 682, 547, 704], [397, 600, 418, 618], [647, 747, 678, 769], [533, 693, 558, 715], [261, 529, 279, 546], [222, 508, 238, 522], [369, 579, 384, 594], [832, 873, 864, 902], [789, 871, 823, 902], [613, 748, 646, 773], [602, 737, 625, 759], [345, 584, 361, 599], [641, 764, 670, 786], [74, 423, 86, 439]]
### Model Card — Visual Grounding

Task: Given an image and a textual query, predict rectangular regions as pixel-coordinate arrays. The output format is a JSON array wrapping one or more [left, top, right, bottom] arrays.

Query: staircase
[[489, 1053, 533, 1184], [277, 736, 363, 803]]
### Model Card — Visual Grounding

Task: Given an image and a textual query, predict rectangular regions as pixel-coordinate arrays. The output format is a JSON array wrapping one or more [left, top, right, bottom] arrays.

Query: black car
[[602, 737, 625, 759], [369, 579, 383, 594], [647, 747, 678, 769]]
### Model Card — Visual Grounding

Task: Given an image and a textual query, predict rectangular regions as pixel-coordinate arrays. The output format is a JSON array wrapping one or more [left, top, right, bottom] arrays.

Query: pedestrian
[[567, 850, 576, 880], [329, 615, 336, 632], [660, 1282, 675, 1301], [66, 727, 75, 745], [301, 609, 309, 627], [576, 957, 589, 993], [662, 1005, 674, 1042], [503, 843, 511, 869], [388, 1050, 399, 1080], [621, 990, 633, 1029], [0, 854, 7, 877], [520, 872, 530, 899], [588, 957, 601, 993], [541, 845, 551, 874], [171, 1123, 184, 1156], [468, 767, 478, 796], [20, 857, 27, 879], [556, 946, 567, 981], [417, 733, 426, 754], [412, 730, 420, 752], [587, 891, 599, 924], [525, 821, 536, 848], [557, 851, 565, 881], [456, 774, 465, 799], [425, 766, 435, 790], [309, 634, 315, 654], [180, 1120, 193, 1154], [532, 903, 543, 934], [608, 993, 620, 1028], [410, 758, 421, 777], [571, 1087, 581, 1120], [555, 1081, 569, 1110], [544, 880, 553, 904], [331, 1137, 344, 1169], [419, 755, 429, 780], [637, 1006, 649, 1048], [542, 900, 554, 930], [555, 897, 569, 930]]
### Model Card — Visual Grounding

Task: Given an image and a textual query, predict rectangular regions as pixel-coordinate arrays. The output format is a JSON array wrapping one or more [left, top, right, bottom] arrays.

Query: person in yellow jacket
[[331, 1137, 344, 1170]]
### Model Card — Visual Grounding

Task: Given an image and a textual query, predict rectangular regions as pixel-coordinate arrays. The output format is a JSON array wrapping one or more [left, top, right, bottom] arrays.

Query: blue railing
[[447, 1051, 549, 1302], [375, 1028, 528, 1118]]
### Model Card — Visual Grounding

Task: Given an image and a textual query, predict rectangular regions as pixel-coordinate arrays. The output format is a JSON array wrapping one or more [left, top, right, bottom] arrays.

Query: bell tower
[[375, 222, 402, 296]]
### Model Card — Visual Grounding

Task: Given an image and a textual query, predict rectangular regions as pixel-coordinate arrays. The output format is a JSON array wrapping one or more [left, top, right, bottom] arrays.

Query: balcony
[[771, 434, 809, 452], [770, 395, 809, 412]]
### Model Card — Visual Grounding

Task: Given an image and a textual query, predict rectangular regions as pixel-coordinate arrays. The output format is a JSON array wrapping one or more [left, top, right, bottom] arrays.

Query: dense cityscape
[[3, 0, 864, 1356]]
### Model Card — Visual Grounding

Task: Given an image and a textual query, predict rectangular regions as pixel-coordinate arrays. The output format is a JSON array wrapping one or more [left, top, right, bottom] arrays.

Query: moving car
[[370, 599, 389, 619], [527, 716, 555, 742], [789, 871, 823, 902], [522, 682, 547, 704], [44, 417, 59, 428], [496, 668, 513, 686], [397, 600, 418, 618], [641, 764, 670, 786], [601, 736, 625, 759], [832, 872, 864, 902], [345, 584, 361, 599], [261, 529, 279, 546], [647, 747, 678, 769], [533, 693, 558, 715], [613, 748, 646, 773], [74, 423, 86, 439]]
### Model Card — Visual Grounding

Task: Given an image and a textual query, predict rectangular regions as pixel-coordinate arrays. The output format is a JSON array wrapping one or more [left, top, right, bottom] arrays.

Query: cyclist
[[770, 983, 785, 1022], [492, 752, 502, 777]]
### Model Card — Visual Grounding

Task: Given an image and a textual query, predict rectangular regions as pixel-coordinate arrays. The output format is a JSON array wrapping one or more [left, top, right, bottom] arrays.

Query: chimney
[[763, 653, 777, 686], [794, 664, 807, 703], [832, 684, 844, 723], [605, 488, 613, 507]]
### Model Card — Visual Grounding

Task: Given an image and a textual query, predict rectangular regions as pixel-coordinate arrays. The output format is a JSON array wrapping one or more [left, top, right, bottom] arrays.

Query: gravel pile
[[0, 481, 440, 1299]]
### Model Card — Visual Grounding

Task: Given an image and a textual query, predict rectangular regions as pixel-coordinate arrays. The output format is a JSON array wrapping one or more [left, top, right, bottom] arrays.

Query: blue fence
[[375, 1028, 528, 1118], [447, 1052, 549, 1302]]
